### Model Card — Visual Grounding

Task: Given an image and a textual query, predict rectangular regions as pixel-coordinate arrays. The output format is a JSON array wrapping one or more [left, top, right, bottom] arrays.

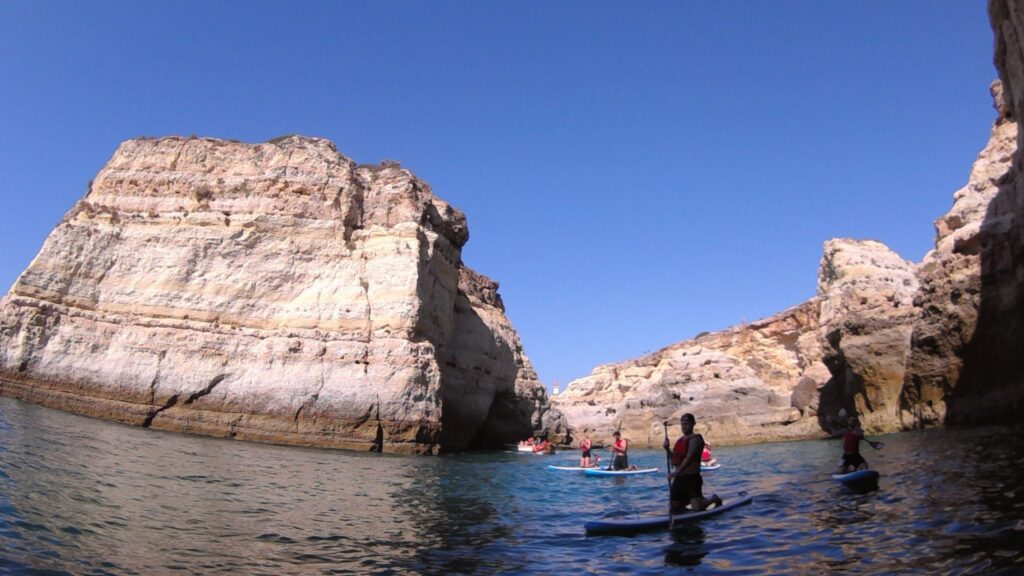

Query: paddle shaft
[[663, 423, 673, 529]]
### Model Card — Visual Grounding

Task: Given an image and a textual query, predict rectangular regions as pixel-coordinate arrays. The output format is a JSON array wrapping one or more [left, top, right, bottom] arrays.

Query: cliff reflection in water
[[2, 396, 1023, 575]]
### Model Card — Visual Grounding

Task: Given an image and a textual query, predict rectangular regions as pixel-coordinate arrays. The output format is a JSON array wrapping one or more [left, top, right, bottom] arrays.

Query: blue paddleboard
[[584, 493, 754, 535], [832, 469, 880, 492], [584, 467, 658, 476], [547, 465, 598, 471]]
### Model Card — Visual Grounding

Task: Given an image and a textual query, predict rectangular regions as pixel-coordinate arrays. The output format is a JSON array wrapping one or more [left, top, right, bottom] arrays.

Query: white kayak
[[701, 464, 721, 471], [584, 467, 658, 476]]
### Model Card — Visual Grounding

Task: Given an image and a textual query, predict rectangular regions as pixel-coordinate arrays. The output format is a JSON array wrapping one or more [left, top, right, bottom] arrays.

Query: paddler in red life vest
[[663, 413, 721, 513], [701, 442, 717, 467], [835, 416, 883, 474]]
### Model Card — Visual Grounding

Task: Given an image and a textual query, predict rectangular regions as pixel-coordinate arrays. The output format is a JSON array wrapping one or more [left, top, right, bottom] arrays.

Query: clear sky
[[0, 1, 998, 393]]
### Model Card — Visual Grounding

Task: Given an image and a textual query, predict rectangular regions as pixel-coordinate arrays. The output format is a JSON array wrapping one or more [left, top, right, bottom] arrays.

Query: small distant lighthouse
[[552, 379, 560, 395]]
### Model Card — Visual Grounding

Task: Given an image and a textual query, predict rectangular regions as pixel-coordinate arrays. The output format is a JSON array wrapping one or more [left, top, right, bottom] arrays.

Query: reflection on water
[[1, 396, 1023, 574]]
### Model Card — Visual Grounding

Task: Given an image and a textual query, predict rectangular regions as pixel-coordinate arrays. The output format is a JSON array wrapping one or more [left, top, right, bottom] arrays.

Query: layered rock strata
[[0, 136, 563, 454], [552, 301, 831, 447]]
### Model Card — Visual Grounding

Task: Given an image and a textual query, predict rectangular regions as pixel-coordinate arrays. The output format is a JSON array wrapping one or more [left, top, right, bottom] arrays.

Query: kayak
[[832, 469, 879, 492], [515, 446, 554, 454], [584, 467, 658, 476], [547, 465, 599, 471], [584, 493, 754, 535], [701, 464, 721, 471]]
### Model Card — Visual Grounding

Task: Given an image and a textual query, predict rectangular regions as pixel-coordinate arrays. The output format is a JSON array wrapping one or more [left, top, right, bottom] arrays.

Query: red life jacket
[[842, 431, 862, 454], [672, 437, 689, 467]]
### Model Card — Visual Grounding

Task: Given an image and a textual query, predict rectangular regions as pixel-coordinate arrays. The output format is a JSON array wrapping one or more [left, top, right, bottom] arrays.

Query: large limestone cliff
[[940, 0, 1024, 424], [0, 135, 563, 454], [556, 2, 1024, 443], [901, 79, 1018, 427], [817, 239, 919, 433]]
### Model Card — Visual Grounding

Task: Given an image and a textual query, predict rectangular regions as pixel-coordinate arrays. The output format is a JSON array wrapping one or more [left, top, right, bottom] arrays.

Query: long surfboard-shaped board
[[547, 465, 599, 471], [832, 469, 879, 492], [584, 493, 754, 535], [584, 467, 658, 476]]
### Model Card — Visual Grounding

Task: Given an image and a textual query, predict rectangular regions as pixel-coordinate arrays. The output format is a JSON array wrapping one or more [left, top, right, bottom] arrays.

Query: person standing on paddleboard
[[610, 431, 631, 470], [579, 433, 593, 468], [664, 413, 721, 513], [835, 416, 882, 474]]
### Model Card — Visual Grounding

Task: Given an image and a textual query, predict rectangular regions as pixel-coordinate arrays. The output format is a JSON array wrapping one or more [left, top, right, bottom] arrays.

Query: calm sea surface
[[1, 396, 1023, 575]]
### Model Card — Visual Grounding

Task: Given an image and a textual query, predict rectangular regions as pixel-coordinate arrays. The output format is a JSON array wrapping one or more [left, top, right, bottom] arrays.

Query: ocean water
[[1, 396, 1022, 575]]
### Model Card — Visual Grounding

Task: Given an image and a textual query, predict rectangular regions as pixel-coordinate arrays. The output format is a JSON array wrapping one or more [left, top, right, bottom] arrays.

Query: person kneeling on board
[[664, 413, 721, 513]]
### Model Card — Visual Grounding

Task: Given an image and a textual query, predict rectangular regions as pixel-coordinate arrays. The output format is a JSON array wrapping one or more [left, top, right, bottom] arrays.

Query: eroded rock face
[[552, 301, 830, 447], [943, 0, 1024, 423], [816, 239, 919, 433], [0, 135, 561, 453], [903, 81, 1019, 427], [556, 14, 1024, 442]]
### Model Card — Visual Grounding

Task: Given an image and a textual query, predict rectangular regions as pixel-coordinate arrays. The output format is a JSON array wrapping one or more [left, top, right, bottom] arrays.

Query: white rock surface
[[0, 136, 563, 453]]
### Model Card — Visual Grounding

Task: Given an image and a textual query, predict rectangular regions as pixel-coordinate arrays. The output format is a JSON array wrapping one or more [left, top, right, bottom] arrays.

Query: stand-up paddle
[[664, 422, 674, 529]]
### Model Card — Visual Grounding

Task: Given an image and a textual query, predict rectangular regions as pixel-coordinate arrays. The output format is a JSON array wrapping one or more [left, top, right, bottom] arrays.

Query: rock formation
[[556, 1, 1024, 443], [552, 301, 831, 447], [946, 0, 1024, 424], [817, 239, 919, 433], [0, 136, 564, 454], [902, 78, 1019, 427]]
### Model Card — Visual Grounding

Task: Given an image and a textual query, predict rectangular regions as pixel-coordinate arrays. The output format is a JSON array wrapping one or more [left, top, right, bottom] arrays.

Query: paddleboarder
[[579, 433, 593, 468], [701, 442, 717, 467], [835, 416, 882, 474], [610, 431, 632, 470], [663, 413, 721, 513]]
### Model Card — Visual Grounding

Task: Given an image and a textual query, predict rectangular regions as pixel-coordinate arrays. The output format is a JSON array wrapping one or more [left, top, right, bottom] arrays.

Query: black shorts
[[671, 473, 704, 504], [842, 453, 866, 468], [613, 455, 628, 470], [582, 449, 591, 458]]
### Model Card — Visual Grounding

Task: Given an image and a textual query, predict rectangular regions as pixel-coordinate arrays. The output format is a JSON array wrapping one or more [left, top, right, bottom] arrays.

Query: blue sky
[[0, 1, 998, 392]]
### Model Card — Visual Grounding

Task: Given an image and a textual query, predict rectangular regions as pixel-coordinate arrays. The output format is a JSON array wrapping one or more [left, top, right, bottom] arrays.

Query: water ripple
[[1, 397, 1023, 574]]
